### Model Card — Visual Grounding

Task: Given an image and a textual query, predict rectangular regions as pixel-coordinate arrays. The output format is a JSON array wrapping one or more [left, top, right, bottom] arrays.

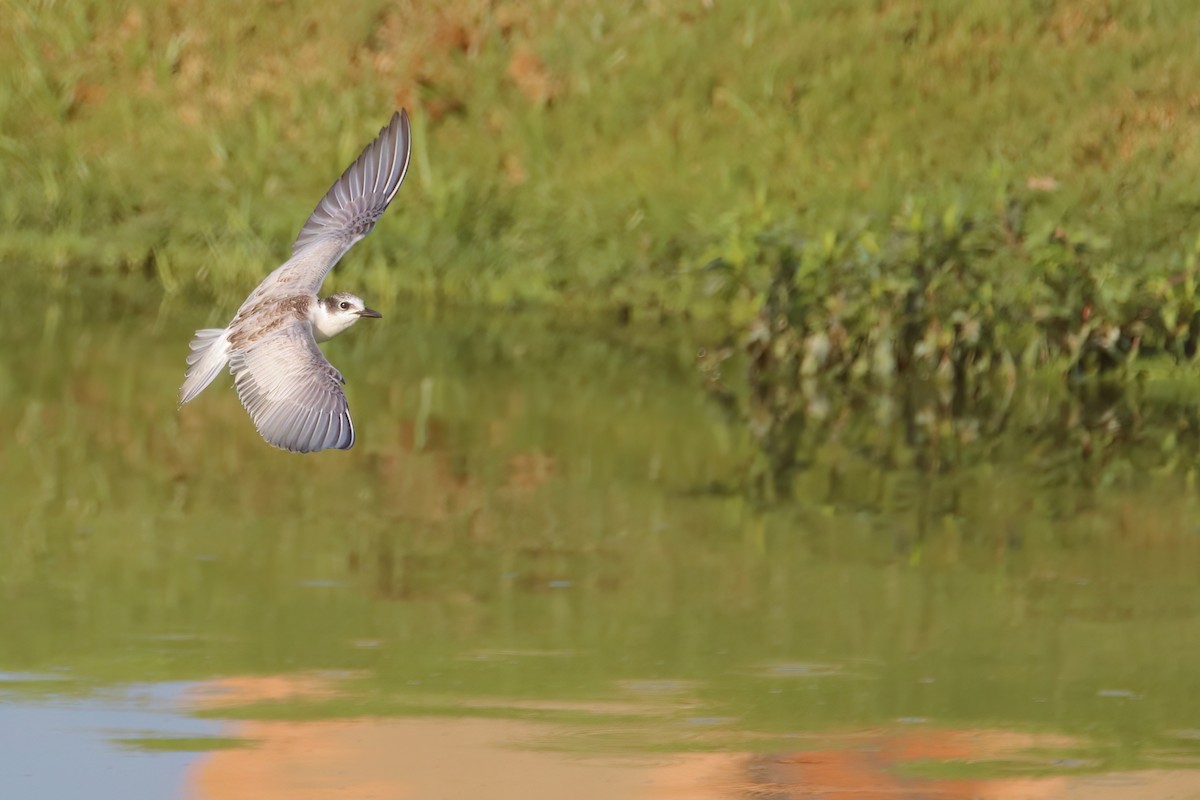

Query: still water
[[3, 286, 1200, 798]]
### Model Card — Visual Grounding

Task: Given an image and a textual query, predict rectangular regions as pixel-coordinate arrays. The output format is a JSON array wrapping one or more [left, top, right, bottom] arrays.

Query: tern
[[179, 110, 411, 453]]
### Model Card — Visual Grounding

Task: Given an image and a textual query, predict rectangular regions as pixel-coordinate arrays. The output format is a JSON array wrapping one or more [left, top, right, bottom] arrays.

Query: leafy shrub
[[699, 197, 1200, 498]]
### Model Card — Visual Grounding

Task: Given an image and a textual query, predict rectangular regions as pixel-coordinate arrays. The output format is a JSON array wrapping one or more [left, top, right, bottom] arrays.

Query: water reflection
[[183, 673, 1200, 799], [708, 349, 1200, 504], [4, 289, 1200, 797], [192, 716, 743, 800], [0, 678, 224, 800]]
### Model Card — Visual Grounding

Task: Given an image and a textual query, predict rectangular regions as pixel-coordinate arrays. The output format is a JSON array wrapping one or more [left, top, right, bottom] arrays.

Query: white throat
[[310, 301, 360, 342]]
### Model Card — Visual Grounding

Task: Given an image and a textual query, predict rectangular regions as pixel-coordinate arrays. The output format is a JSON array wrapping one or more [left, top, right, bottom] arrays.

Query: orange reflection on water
[[184, 676, 1200, 800], [188, 716, 743, 800], [750, 727, 1200, 800]]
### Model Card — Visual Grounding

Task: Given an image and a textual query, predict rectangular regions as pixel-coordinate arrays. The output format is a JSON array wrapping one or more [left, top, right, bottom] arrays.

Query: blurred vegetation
[[7, 0, 1200, 502], [4, 1, 1200, 323]]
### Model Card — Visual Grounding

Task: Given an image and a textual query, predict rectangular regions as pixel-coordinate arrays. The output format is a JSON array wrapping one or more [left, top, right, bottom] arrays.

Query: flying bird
[[179, 110, 412, 452]]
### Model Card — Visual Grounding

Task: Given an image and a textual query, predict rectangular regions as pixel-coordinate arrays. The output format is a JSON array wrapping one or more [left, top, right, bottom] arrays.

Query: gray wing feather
[[228, 321, 356, 453], [288, 110, 411, 280]]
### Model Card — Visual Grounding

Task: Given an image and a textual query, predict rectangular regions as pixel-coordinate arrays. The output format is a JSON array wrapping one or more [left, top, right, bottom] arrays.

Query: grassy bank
[[4, 2, 1200, 328]]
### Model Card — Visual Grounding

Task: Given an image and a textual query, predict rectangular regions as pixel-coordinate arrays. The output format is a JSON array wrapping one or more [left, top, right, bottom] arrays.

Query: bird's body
[[180, 110, 411, 453]]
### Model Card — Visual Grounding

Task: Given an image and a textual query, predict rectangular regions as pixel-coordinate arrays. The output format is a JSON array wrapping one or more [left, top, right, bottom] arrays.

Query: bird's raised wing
[[228, 320, 357, 453], [276, 110, 411, 294]]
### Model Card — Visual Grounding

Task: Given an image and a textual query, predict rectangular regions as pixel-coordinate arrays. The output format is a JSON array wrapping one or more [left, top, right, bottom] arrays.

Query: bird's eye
[[339, 301, 349, 310]]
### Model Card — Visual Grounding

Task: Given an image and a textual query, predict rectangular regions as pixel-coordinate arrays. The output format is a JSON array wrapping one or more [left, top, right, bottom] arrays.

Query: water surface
[[3, 287, 1200, 798]]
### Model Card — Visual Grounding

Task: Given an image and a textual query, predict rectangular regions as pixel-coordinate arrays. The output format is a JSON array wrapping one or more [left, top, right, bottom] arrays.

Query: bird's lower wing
[[228, 322, 355, 453]]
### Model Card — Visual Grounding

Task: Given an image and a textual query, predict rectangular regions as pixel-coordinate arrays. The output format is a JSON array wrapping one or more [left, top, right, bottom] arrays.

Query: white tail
[[180, 328, 232, 406]]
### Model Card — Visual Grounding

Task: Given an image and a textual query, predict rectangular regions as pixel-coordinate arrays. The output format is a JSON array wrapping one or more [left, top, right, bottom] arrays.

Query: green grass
[[4, 1, 1200, 322]]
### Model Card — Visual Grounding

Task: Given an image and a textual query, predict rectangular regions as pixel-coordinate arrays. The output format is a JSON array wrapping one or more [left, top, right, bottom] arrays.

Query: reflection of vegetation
[[714, 360, 1200, 506], [113, 736, 256, 752], [197, 695, 651, 728]]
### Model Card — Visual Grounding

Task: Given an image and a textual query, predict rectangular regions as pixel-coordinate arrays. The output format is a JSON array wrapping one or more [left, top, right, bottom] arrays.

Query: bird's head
[[313, 292, 382, 342]]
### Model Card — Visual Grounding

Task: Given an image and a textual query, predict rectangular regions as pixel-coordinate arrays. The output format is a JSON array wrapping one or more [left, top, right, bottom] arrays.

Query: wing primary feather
[[290, 109, 412, 259], [256, 110, 413, 297], [330, 412, 344, 450], [279, 406, 310, 452], [372, 124, 390, 199], [300, 407, 324, 453], [311, 409, 332, 452]]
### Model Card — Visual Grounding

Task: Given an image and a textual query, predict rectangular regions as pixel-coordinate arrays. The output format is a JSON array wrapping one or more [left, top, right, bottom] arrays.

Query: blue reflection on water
[[0, 678, 223, 800]]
